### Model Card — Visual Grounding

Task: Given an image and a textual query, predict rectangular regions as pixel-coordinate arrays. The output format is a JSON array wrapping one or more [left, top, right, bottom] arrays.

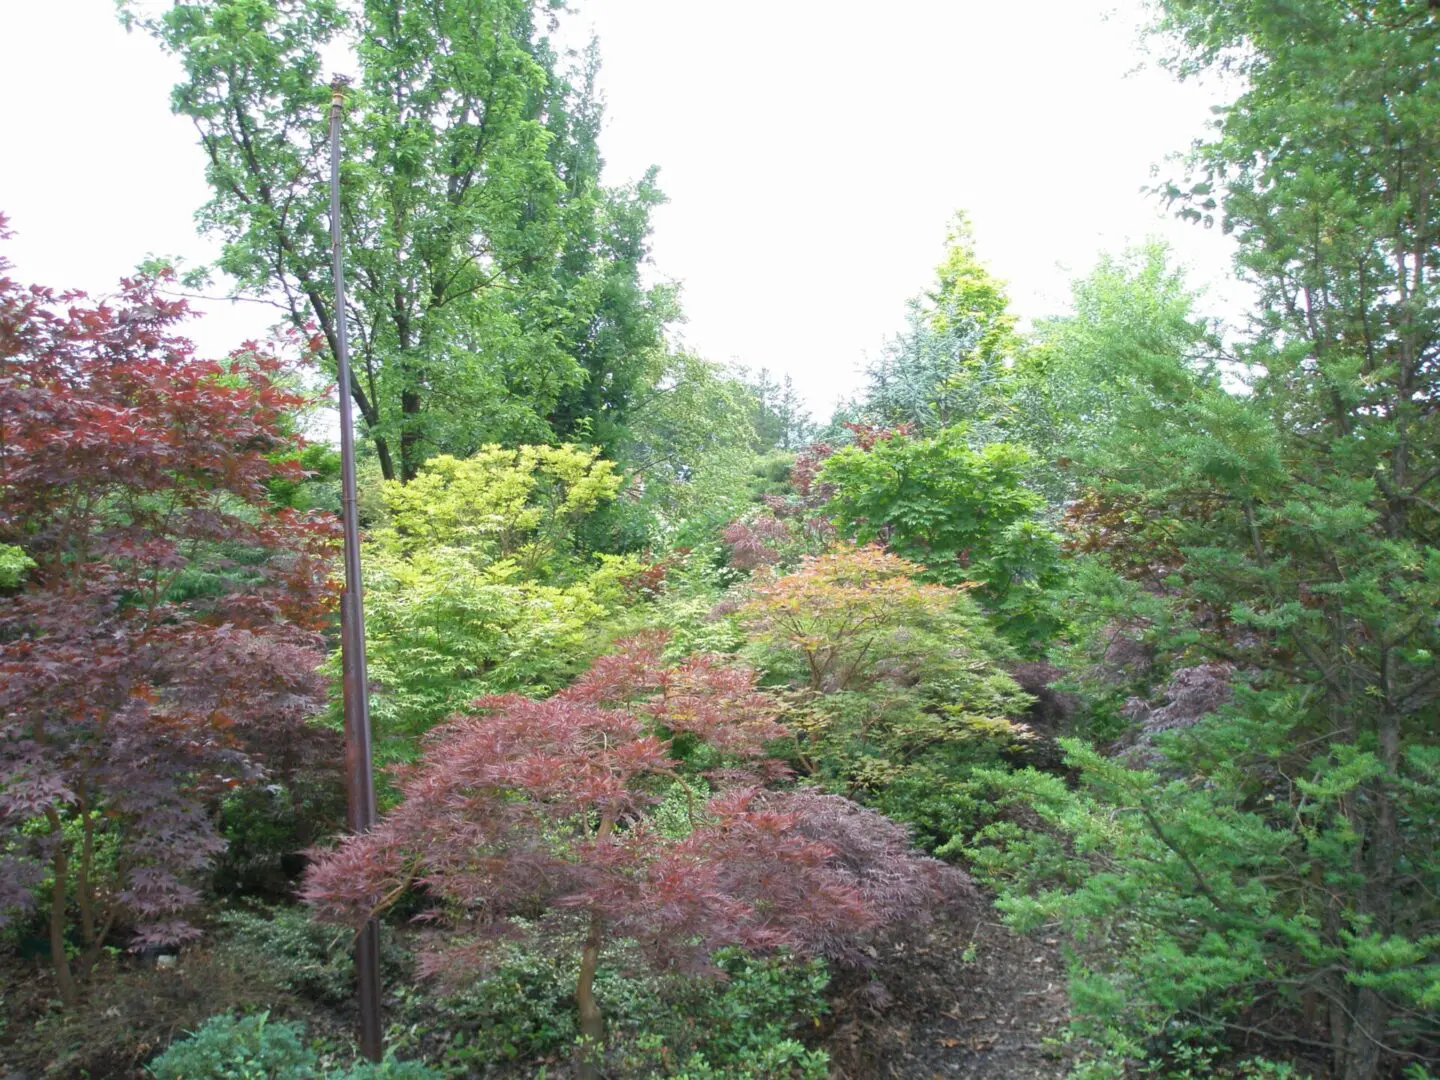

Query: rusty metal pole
[[329, 76, 383, 1064]]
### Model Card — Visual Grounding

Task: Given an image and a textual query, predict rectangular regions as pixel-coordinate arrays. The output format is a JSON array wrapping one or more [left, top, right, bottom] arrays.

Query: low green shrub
[[389, 935, 829, 1078], [215, 905, 411, 1004], [146, 1012, 314, 1079], [326, 1058, 447, 1079], [667, 1040, 829, 1080], [147, 1012, 442, 1080]]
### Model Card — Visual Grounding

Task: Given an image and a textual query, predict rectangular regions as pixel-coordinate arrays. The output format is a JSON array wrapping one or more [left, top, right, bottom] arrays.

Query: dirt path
[[822, 899, 1072, 1079]]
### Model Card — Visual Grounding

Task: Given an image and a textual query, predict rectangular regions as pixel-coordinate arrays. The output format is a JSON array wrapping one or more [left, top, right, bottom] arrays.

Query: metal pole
[[329, 77, 383, 1064]]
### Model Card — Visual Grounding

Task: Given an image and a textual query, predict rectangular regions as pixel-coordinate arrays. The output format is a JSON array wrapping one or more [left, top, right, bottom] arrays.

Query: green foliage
[[126, 0, 678, 483], [376, 445, 623, 575], [147, 1012, 314, 1080], [860, 212, 1017, 435], [926, 212, 1018, 370], [214, 906, 411, 1005], [360, 546, 612, 753], [147, 1011, 441, 1080], [661, 947, 830, 1076], [213, 777, 347, 900], [0, 543, 35, 588], [324, 1058, 444, 1080], [388, 936, 829, 1078], [266, 442, 342, 512], [1011, 241, 1214, 502], [818, 429, 1066, 649], [619, 352, 795, 552], [965, 723, 1440, 1070], [1, 810, 122, 946], [351, 446, 644, 757], [738, 545, 1033, 847], [626, 549, 747, 660], [739, 366, 815, 452], [665, 1041, 829, 1080]]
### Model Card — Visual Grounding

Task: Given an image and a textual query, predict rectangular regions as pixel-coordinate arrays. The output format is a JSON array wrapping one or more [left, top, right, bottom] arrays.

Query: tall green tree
[[124, 0, 668, 481], [861, 213, 1016, 434], [1149, 8, 1440, 1068], [1011, 241, 1215, 500], [736, 366, 814, 452], [973, 5, 1440, 1077], [543, 41, 674, 458]]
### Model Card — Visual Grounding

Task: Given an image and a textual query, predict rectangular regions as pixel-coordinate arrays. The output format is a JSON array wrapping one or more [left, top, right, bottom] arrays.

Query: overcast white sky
[[0, 0, 1243, 417]]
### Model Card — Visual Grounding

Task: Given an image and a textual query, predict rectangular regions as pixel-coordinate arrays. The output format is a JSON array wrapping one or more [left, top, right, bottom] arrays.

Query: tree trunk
[[76, 798, 95, 949], [576, 910, 605, 1080], [400, 387, 422, 483], [575, 806, 616, 1080], [373, 432, 396, 484], [1338, 987, 1388, 1080], [45, 808, 77, 1006]]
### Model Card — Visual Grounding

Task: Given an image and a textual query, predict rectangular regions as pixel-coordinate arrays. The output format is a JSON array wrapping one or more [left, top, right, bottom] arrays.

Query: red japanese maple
[[0, 216, 338, 1002], [303, 636, 959, 1076]]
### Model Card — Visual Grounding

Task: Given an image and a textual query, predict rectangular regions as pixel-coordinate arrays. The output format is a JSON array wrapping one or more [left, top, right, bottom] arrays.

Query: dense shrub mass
[[4, 0, 1440, 1077], [303, 640, 961, 1076], [0, 228, 339, 1005]]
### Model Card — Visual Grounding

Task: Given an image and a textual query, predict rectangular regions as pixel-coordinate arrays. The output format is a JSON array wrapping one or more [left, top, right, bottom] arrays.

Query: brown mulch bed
[[822, 898, 1072, 1079]]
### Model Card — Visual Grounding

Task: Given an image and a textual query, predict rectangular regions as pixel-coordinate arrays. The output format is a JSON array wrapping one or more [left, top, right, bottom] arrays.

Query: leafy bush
[[214, 905, 411, 1005], [347, 446, 649, 760], [390, 936, 830, 1079], [738, 545, 1034, 847], [817, 427, 1065, 650], [147, 1011, 443, 1080], [0, 542, 34, 588], [325, 1058, 445, 1080], [360, 547, 612, 756], [146, 1012, 314, 1079], [213, 775, 347, 900], [376, 444, 622, 576]]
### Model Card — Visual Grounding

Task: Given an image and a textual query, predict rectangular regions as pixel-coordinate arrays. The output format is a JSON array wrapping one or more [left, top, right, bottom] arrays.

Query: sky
[[0, 0, 1245, 418]]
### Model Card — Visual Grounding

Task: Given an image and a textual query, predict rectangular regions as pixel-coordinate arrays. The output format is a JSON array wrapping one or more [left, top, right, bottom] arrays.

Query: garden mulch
[[821, 896, 1072, 1079]]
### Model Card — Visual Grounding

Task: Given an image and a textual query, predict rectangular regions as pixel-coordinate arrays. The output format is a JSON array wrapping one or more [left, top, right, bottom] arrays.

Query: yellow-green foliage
[[377, 444, 623, 577], [356, 446, 639, 761], [0, 543, 35, 588]]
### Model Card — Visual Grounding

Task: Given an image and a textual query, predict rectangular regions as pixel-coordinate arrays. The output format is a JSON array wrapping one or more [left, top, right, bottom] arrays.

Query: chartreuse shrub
[[147, 1011, 440, 1079], [375, 445, 623, 574], [349, 445, 650, 761], [0, 542, 34, 588], [738, 545, 1034, 849]]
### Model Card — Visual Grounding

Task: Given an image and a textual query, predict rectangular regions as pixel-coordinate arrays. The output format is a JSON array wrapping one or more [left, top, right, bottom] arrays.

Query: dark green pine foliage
[[969, 4, 1440, 1077]]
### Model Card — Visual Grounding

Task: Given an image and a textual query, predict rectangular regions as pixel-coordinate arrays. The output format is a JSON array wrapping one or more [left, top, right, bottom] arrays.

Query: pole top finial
[[330, 74, 351, 108]]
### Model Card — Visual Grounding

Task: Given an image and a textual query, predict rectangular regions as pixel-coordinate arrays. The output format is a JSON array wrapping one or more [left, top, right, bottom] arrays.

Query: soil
[[821, 895, 1072, 1079]]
